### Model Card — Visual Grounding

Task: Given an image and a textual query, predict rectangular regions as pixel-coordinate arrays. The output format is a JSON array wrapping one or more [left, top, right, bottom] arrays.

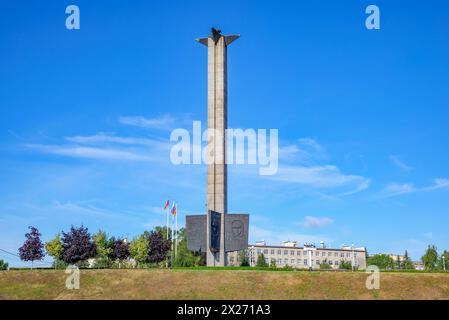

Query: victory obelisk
[[197, 28, 239, 266]]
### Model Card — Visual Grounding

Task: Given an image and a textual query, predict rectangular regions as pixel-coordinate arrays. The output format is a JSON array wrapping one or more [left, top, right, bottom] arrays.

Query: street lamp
[[351, 243, 355, 272]]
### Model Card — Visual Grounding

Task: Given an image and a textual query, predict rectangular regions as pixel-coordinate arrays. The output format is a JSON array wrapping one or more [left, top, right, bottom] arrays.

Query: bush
[[92, 257, 111, 269], [52, 259, 68, 270], [0, 259, 9, 270]]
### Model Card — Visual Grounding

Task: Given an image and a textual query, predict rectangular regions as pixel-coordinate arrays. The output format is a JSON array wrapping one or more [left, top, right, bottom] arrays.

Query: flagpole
[[165, 198, 169, 268], [175, 204, 178, 258], [171, 203, 175, 267]]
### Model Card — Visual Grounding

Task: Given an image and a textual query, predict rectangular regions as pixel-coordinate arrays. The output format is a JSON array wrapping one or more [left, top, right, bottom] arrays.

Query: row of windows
[[265, 258, 344, 266], [256, 249, 355, 258]]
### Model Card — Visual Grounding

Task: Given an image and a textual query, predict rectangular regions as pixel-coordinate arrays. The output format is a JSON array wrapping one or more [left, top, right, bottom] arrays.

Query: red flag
[[163, 199, 170, 210]]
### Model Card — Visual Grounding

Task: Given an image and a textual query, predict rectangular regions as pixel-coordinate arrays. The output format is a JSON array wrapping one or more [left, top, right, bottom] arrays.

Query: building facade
[[228, 241, 367, 270]]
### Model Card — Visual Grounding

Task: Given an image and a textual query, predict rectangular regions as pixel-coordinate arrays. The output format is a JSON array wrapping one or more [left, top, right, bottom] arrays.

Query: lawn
[[1, 269, 448, 300]]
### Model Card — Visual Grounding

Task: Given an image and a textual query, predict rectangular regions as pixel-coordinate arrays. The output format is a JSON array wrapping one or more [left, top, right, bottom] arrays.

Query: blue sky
[[1, 0, 449, 266]]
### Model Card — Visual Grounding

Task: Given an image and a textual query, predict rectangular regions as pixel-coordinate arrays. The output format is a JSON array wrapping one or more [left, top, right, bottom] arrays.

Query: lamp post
[[351, 243, 355, 272]]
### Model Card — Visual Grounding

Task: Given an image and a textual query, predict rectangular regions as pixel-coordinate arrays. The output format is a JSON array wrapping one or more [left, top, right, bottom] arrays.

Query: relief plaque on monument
[[209, 210, 221, 252]]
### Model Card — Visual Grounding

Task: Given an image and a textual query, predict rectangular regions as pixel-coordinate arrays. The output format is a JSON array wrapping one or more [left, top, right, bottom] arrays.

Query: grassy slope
[[1, 269, 449, 300]]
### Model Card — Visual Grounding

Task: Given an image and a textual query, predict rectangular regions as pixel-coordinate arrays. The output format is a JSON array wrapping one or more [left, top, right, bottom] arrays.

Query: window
[[297, 251, 301, 256], [340, 253, 345, 258], [328, 252, 332, 257], [277, 259, 282, 265], [316, 251, 319, 256], [271, 249, 275, 255], [257, 249, 262, 254], [316, 260, 320, 265], [284, 259, 288, 265], [304, 259, 308, 265], [263, 249, 268, 254], [290, 250, 295, 255], [334, 252, 338, 257], [335, 261, 339, 265], [346, 253, 350, 258], [284, 250, 288, 255], [329, 260, 333, 265], [322, 252, 326, 257], [278, 250, 281, 255], [291, 259, 295, 265]]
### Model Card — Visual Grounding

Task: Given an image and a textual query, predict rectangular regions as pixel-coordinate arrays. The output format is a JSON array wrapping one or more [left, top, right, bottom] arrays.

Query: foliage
[[45, 234, 63, 260], [238, 250, 250, 267], [402, 250, 415, 270], [153, 226, 172, 240], [18, 226, 44, 266], [130, 235, 149, 267], [61, 225, 96, 265], [52, 259, 68, 270], [147, 230, 171, 264], [0, 259, 8, 270], [92, 230, 112, 259], [256, 253, 268, 267], [173, 228, 201, 267], [320, 260, 331, 269], [437, 250, 449, 271], [367, 254, 394, 269], [92, 257, 111, 269], [422, 245, 439, 271], [269, 259, 277, 268], [339, 260, 353, 270], [111, 239, 130, 261]]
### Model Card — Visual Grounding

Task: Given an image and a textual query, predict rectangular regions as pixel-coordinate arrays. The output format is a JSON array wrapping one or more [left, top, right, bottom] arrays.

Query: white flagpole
[[165, 199, 169, 268], [175, 204, 178, 258], [171, 202, 175, 267]]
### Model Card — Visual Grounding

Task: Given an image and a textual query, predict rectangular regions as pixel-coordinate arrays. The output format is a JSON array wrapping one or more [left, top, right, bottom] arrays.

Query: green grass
[[1, 269, 448, 300]]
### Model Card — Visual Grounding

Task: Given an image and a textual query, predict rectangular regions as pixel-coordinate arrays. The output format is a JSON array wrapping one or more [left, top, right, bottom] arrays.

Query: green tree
[[92, 230, 112, 259], [153, 226, 172, 241], [320, 260, 331, 269], [130, 234, 149, 267], [269, 259, 277, 268], [437, 250, 449, 271], [421, 245, 439, 271], [45, 234, 64, 269], [0, 259, 8, 270], [367, 254, 394, 269], [173, 228, 201, 267], [402, 250, 414, 270], [45, 234, 63, 260], [339, 260, 353, 270], [238, 250, 250, 266], [256, 253, 268, 267]]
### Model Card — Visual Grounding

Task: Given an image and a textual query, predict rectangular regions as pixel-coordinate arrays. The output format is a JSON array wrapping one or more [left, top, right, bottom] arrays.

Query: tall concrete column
[[197, 28, 239, 266]]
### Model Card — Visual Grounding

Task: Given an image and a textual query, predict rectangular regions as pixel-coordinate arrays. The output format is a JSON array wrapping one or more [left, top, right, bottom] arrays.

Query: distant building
[[228, 241, 367, 270]]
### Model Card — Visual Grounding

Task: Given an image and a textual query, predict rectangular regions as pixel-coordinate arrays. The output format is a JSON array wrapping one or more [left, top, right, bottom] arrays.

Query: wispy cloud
[[250, 225, 331, 246], [24, 144, 154, 161], [300, 216, 334, 228], [269, 164, 370, 195], [379, 178, 449, 198], [65, 132, 166, 148], [119, 115, 176, 130], [389, 155, 413, 172]]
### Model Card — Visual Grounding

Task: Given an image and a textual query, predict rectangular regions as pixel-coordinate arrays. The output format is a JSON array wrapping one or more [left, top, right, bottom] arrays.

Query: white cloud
[[300, 216, 334, 228], [379, 178, 449, 198], [389, 155, 413, 172], [24, 144, 154, 161], [269, 164, 370, 195], [249, 225, 331, 246], [119, 115, 176, 130], [65, 132, 167, 148]]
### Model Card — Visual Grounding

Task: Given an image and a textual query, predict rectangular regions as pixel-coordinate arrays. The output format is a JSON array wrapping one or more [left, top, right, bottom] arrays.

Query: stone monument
[[186, 28, 249, 266]]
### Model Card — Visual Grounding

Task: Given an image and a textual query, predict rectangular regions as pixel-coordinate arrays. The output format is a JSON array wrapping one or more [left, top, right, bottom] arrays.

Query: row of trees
[[16, 225, 203, 269], [367, 247, 449, 271]]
